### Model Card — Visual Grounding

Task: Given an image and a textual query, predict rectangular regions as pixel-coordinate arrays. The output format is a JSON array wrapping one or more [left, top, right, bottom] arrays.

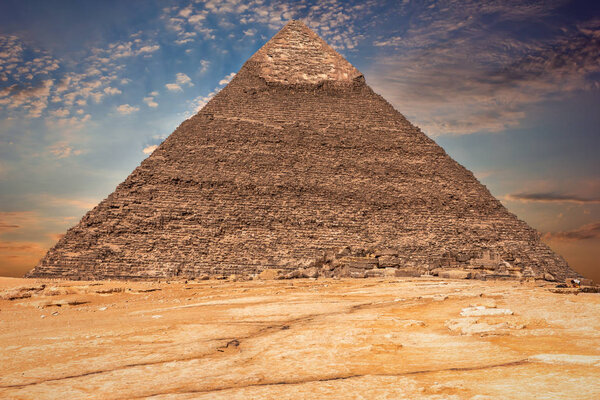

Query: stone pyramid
[[27, 21, 578, 281]]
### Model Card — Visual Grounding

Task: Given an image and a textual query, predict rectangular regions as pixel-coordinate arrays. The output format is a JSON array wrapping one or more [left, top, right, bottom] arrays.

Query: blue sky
[[0, 0, 599, 279]]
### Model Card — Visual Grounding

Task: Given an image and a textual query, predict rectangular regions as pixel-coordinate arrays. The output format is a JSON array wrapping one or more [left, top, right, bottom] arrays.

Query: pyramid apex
[[245, 19, 363, 85]]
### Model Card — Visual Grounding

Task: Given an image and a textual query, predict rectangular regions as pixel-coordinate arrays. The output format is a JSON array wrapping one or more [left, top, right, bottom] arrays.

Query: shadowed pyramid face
[[27, 21, 578, 281]]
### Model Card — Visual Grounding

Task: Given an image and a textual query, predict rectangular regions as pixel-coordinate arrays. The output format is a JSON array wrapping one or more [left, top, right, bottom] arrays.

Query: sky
[[0, 0, 598, 280]]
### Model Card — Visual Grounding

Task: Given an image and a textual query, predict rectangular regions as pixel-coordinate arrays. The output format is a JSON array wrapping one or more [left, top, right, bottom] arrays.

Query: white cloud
[[188, 14, 207, 24], [103, 87, 122, 95], [166, 73, 194, 92], [373, 36, 403, 47], [178, 6, 193, 18], [244, 28, 257, 36], [218, 72, 235, 85], [137, 45, 160, 55], [165, 83, 182, 92], [89, 92, 103, 103], [199, 59, 210, 74], [49, 108, 69, 117], [116, 104, 139, 115], [175, 72, 193, 86], [187, 71, 239, 117], [143, 96, 158, 108], [142, 144, 158, 154], [190, 91, 216, 113]]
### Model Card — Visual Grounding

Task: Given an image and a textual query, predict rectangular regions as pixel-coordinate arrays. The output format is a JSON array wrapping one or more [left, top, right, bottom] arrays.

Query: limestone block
[[259, 269, 281, 280], [365, 269, 384, 278], [341, 257, 379, 269], [374, 249, 398, 257], [438, 270, 472, 279], [377, 255, 401, 268], [304, 267, 320, 279]]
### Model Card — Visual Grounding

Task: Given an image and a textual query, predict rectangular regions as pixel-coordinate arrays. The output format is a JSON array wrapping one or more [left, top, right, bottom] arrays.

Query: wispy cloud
[[48, 141, 84, 159], [34, 194, 98, 211], [187, 72, 236, 117], [175, 72, 193, 86], [218, 72, 235, 85], [543, 222, 600, 242], [45, 113, 91, 131], [0, 211, 38, 233], [506, 192, 600, 204], [165, 72, 194, 92], [0, 211, 42, 235], [199, 59, 210, 74], [367, 3, 600, 136]]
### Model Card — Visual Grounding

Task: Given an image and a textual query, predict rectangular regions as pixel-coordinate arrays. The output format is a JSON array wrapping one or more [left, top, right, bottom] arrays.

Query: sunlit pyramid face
[[27, 21, 577, 282]]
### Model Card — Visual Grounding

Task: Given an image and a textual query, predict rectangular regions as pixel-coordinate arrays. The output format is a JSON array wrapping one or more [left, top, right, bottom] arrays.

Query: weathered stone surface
[[2, 276, 600, 399], [365, 269, 384, 278], [26, 20, 578, 282], [377, 255, 401, 268], [258, 269, 281, 280], [343, 257, 379, 270], [393, 268, 422, 277], [439, 270, 472, 279]]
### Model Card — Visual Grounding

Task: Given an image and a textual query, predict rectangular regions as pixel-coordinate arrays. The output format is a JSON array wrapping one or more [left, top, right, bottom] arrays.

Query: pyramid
[[27, 21, 578, 281]]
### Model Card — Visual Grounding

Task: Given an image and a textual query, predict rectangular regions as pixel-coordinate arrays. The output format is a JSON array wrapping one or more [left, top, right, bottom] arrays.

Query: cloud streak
[[544, 222, 600, 242], [506, 192, 600, 204]]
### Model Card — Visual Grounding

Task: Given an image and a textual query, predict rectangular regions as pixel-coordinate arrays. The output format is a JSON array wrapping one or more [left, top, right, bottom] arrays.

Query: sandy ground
[[0, 276, 599, 399]]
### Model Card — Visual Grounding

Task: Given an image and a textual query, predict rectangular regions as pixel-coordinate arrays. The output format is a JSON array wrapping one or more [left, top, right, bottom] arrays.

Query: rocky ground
[[1, 276, 599, 399]]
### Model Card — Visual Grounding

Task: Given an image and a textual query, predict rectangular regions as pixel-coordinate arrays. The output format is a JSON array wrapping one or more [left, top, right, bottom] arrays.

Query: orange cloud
[[0, 240, 47, 277], [0, 211, 38, 232], [41, 194, 98, 210], [543, 222, 600, 242]]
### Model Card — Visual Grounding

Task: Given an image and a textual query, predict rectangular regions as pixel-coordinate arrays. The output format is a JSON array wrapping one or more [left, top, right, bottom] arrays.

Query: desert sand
[[1, 276, 599, 399]]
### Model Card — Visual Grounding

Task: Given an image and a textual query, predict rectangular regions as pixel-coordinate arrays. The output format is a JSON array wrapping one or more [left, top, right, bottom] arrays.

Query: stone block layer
[[27, 21, 578, 281]]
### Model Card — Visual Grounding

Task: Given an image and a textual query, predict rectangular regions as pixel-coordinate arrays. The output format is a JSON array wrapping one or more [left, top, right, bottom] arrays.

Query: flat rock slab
[[1, 277, 599, 399]]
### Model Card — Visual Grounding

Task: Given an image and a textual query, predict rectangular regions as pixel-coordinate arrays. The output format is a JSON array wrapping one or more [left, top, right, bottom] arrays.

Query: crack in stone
[[132, 359, 530, 399], [0, 300, 379, 390]]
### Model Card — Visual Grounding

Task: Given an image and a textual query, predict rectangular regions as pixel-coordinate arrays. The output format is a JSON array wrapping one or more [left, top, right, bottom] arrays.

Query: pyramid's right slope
[[29, 21, 577, 280]]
